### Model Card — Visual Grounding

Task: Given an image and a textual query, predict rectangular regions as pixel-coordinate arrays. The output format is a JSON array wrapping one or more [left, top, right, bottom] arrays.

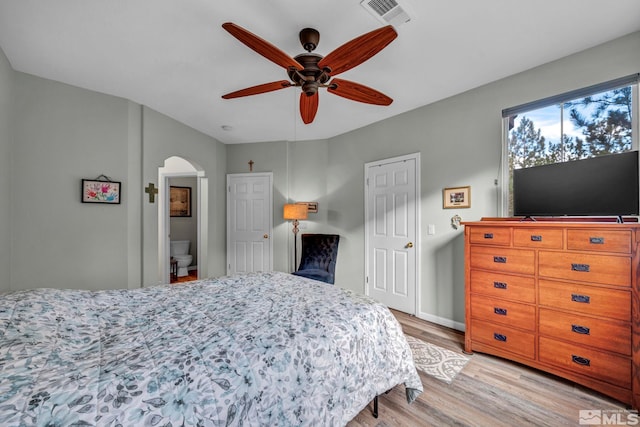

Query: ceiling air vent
[[360, 0, 411, 26]]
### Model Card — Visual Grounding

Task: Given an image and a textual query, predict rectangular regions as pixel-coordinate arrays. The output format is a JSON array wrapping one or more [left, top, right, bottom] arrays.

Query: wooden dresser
[[463, 218, 640, 408]]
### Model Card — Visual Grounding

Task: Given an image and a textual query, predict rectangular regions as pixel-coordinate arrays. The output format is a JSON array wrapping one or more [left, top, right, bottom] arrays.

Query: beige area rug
[[405, 335, 471, 384]]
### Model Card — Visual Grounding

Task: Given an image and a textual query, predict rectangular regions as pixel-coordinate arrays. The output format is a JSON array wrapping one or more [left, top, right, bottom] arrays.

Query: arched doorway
[[158, 156, 208, 283]]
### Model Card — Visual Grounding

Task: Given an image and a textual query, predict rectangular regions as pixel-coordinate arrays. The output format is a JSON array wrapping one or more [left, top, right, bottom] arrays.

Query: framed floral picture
[[443, 186, 471, 209], [82, 179, 121, 204]]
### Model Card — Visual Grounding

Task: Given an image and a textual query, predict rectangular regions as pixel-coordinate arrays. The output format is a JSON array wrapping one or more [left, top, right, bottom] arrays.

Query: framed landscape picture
[[443, 186, 470, 209], [170, 186, 191, 217]]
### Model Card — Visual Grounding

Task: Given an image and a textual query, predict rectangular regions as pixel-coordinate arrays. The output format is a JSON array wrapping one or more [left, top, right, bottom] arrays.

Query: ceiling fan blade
[[300, 92, 319, 124], [222, 80, 292, 99], [222, 22, 303, 71], [318, 25, 397, 76], [327, 78, 393, 105]]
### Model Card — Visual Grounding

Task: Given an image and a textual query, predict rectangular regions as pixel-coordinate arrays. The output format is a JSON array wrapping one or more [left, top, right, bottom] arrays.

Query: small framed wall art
[[82, 178, 121, 204], [443, 186, 471, 209], [296, 201, 318, 214], [170, 186, 192, 217]]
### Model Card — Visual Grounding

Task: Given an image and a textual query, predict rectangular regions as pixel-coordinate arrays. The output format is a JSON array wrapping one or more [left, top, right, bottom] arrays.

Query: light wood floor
[[348, 310, 627, 427]]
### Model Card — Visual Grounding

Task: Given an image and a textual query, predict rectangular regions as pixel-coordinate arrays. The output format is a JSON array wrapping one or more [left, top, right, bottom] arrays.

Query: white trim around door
[[364, 152, 421, 315], [226, 173, 274, 275]]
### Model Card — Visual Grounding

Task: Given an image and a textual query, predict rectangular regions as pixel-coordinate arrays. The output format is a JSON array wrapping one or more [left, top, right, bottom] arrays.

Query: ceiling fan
[[221, 22, 397, 124]]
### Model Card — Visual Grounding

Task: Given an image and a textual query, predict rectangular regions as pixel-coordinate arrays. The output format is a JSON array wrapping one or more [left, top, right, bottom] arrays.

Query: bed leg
[[372, 388, 391, 418], [373, 395, 379, 418]]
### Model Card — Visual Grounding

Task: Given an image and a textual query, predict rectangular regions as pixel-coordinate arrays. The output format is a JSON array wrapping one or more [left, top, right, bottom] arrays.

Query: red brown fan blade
[[318, 25, 397, 76], [327, 78, 393, 105], [300, 92, 319, 124], [222, 22, 303, 71], [222, 80, 292, 99]]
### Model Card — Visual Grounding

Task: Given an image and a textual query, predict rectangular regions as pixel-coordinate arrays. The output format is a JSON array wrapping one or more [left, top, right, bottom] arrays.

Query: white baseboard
[[416, 311, 465, 332]]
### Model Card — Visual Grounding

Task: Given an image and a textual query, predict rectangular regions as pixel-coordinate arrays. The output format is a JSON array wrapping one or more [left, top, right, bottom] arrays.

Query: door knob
[[264, 234, 269, 239], [406, 242, 414, 248]]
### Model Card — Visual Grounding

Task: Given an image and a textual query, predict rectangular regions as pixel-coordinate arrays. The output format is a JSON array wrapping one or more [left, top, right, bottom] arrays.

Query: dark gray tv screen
[[513, 151, 639, 217]]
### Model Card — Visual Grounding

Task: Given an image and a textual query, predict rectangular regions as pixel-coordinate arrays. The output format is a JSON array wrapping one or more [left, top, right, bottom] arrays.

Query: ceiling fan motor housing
[[287, 53, 330, 95]]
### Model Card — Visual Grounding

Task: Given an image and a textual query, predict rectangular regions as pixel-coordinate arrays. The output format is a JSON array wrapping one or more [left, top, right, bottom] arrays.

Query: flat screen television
[[513, 151, 639, 218]]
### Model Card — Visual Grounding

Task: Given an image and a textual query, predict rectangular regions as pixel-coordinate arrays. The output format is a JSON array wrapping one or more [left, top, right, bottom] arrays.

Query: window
[[501, 74, 639, 216]]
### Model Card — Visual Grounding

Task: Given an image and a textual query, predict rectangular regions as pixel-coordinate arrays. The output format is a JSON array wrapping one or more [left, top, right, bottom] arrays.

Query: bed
[[0, 271, 422, 426]]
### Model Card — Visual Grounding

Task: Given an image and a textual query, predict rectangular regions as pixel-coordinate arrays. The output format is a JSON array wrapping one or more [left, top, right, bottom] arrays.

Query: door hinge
[[366, 178, 369, 186], [228, 185, 231, 192], [366, 276, 368, 283]]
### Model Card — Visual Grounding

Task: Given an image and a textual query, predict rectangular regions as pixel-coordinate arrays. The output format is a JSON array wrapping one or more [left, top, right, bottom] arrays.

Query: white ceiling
[[0, 1, 639, 144]]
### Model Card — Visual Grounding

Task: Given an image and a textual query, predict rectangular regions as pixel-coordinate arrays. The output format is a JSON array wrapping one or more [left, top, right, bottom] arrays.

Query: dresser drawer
[[539, 336, 631, 389], [470, 246, 535, 275], [469, 227, 511, 246], [539, 308, 630, 355], [538, 279, 631, 321], [470, 319, 535, 359], [567, 229, 632, 254], [471, 295, 536, 331], [538, 251, 630, 287], [470, 270, 535, 303], [513, 228, 563, 249]]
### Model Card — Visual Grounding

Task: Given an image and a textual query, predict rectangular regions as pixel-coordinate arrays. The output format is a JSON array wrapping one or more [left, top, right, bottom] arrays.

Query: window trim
[[500, 75, 639, 216], [502, 73, 639, 118]]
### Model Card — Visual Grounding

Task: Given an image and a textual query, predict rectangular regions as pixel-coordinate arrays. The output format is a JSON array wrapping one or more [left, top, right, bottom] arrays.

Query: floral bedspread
[[0, 271, 422, 426]]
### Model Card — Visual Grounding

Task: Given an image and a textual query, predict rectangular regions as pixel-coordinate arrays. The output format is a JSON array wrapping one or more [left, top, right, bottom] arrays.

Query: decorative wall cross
[[248, 160, 254, 172], [145, 183, 159, 203]]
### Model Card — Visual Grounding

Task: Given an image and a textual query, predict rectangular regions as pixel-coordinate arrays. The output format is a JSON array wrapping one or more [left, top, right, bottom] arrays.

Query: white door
[[227, 173, 273, 274], [365, 153, 420, 314]]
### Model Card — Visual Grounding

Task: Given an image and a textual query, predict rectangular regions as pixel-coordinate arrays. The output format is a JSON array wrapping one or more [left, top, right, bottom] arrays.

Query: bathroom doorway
[[168, 176, 198, 283], [158, 156, 208, 284]]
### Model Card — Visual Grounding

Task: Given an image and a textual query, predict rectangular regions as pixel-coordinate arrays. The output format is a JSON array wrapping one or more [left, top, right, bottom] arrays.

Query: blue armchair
[[292, 234, 340, 284]]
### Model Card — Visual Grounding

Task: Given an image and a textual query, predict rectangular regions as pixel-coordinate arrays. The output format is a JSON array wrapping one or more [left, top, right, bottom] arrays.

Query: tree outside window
[[506, 84, 635, 215]]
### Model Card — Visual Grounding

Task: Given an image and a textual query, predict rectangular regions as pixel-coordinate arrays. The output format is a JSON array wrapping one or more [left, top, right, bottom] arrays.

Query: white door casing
[[365, 153, 420, 314], [158, 157, 208, 285], [227, 173, 273, 274]]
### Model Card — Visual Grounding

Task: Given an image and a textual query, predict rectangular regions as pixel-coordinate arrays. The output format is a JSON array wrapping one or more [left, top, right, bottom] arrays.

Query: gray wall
[[11, 73, 131, 290], [0, 48, 12, 292], [1, 55, 227, 291], [227, 31, 640, 328]]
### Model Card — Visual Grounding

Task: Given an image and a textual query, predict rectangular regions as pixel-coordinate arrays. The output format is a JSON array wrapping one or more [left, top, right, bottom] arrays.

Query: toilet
[[170, 240, 193, 277]]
